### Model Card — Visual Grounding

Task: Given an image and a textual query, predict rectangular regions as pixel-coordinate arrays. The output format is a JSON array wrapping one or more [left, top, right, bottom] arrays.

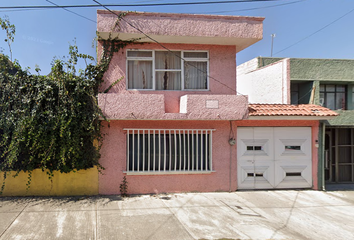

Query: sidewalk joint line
[[0, 200, 30, 239], [160, 195, 198, 240], [95, 200, 98, 240]]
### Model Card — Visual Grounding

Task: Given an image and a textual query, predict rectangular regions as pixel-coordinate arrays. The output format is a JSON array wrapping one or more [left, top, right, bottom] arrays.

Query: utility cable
[[0, 0, 284, 10], [274, 6, 354, 56], [0, 9, 47, 13], [203, 0, 304, 14], [45, 0, 96, 23], [93, 0, 246, 95]]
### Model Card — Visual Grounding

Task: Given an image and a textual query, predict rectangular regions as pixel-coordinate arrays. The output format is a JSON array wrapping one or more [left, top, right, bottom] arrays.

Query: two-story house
[[97, 11, 336, 194], [238, 57, 354, 189]]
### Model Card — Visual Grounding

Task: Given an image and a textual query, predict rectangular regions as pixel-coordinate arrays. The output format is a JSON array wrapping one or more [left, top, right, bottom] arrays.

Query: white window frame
[[124, 128, 214, 175], [126, 50, 209, 91]]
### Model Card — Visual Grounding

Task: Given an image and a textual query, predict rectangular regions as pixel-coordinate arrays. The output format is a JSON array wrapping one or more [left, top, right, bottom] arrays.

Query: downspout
[[321, 122, 326, 190], [228, 120, 236, 192], [229, 141, 232, 192]]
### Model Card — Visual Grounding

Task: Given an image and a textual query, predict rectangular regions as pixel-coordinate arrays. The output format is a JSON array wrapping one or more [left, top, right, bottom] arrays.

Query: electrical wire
[[93, 0, 247, 95], [0, 9, 47, 13], [202, 0, 304, 14], [274, 6, 354, 56], [45, 0, 96, 23], [0, 0, 284, 10]]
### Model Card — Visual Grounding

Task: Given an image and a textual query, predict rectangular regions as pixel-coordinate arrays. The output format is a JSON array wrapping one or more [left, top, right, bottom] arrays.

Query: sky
[[1, 0, 354, 75]]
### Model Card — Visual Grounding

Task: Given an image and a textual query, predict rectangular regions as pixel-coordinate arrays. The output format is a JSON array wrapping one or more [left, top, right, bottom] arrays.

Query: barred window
[[125, 129, 213, 174]]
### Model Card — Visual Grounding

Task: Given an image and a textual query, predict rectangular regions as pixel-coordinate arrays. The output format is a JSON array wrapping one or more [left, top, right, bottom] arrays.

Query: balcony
[[98, 93, 248, 120]]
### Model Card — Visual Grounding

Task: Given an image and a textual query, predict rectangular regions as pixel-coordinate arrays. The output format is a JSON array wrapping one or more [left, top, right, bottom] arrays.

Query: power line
[[44, 0, 93, 22], [92, 0, 244, 95], [45, 0, 96, 23], [0, 1, 283, 10], [202, 0, 304, 14], [0, 9, 47, 13], [274, 6, 354, 56]]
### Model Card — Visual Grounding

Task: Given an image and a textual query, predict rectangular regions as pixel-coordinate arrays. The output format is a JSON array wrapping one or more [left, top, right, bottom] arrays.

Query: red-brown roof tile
[[248, 104, 339, 117]]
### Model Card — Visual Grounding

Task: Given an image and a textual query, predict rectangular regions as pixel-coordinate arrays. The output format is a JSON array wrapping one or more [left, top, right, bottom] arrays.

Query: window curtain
[[155, 51, 181, 90], [128, 60, 153, 89], [184, 61, 207, 89]]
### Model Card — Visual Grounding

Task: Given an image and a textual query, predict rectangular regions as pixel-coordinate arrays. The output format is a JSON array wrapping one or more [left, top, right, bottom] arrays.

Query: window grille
[[125, 129, 213, 174]]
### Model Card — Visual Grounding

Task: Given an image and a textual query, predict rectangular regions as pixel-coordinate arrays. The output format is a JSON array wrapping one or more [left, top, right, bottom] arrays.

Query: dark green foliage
[[0, 49, 103, 175], [0, 38, 133, 189], [0, 14, 138, 193]]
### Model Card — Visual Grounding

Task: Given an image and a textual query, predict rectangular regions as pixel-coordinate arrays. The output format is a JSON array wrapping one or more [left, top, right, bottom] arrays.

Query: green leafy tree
[[0, 16, 15, 61], [0, 15, 133, 193]]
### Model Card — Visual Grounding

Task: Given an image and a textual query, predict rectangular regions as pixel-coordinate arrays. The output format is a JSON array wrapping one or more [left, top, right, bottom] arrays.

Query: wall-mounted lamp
[[229, 138, 236, 146]]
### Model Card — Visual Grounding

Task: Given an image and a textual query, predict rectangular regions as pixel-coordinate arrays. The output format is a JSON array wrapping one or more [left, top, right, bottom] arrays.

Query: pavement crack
[[95, 200, 98, 240], [0, 200, 29, 239], [270, 191, 299, 239], [219, 199, 261, 217], [160, 196, 197, 240]]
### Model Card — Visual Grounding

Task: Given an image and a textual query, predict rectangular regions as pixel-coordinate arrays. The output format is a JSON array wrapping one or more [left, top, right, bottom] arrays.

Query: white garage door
[[237, 127, 312, 189]]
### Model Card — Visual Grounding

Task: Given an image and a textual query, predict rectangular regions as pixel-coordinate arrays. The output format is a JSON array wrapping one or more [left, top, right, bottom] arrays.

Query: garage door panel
[[274, 127, 312, 161], [237, 127, 312, 190], [275, 138, 311, 160], [238, 161, 275, 189], [238, 127, 274, 161], [274, 161, 312, 188]]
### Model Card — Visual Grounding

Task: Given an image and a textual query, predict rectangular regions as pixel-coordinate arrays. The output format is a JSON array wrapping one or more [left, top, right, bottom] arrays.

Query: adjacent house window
[[127, 50, 208, 90], [125, 129, 213, 173], [320, 84, 346, 110], [291, 83, 299, 105]]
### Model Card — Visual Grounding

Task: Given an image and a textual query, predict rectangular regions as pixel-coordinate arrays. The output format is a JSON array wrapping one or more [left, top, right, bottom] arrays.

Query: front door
[[237, 127, 312, 189], [326, 128, 354, 183]]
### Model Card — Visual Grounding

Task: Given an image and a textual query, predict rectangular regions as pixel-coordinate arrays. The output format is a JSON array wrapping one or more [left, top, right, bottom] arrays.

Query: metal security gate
[[325, 128, 354, 183], [237, 127, 312, 189]]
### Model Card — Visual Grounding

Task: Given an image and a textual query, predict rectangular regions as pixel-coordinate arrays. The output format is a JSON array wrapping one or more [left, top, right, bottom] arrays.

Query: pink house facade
[[97, 10, 336, 194]]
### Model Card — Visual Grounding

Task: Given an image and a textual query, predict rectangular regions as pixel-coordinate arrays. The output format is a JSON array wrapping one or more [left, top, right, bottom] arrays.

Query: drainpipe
[[229, 143, 232, 192], [228, 121, 236, 192], [321, 122, 326, 190]]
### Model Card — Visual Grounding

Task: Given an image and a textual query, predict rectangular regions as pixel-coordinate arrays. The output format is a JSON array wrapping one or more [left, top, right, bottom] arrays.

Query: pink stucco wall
[[236, 120, 320, 189], [98, 42, 237, 113], [99, 120, 238, 195], [97, 10, 264, 39], [99, 119, 320, 195], [98, 93, 248, 120], [97, 10, 264, 51]]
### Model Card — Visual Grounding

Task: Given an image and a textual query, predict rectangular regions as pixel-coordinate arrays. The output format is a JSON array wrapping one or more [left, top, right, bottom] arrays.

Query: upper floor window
[[291, 83, 300, 105], [291, 82, 312, 105], [320, 84, 346, 110], [127, 50, 208, 91]]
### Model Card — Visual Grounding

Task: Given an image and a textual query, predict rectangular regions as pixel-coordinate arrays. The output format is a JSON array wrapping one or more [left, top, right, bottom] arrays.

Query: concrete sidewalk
[[1, 190, 354, 239]]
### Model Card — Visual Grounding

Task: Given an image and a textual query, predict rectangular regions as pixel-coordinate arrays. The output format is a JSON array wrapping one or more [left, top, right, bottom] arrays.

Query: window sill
[[124, 170, 215, 175], [127, 89, 210, 92]]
